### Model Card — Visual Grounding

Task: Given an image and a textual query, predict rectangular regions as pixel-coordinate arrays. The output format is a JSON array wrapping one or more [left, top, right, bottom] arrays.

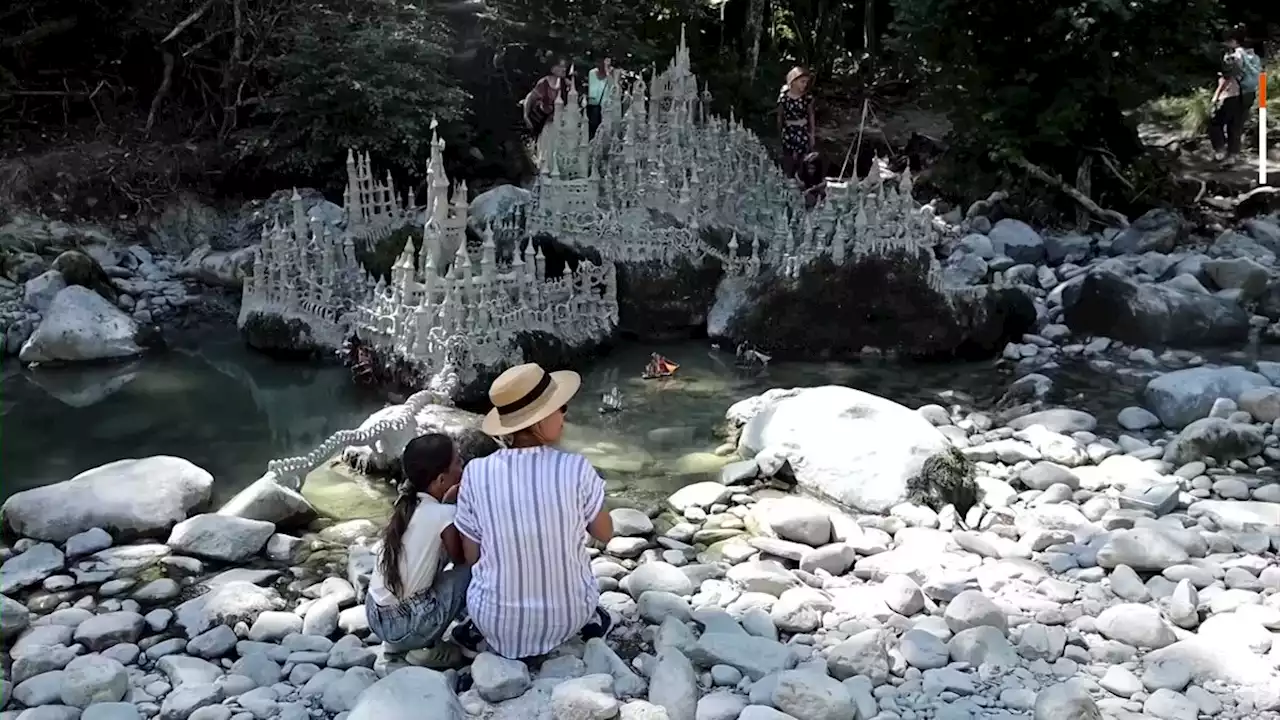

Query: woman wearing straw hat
[[777, 66, 816, 179], [448, 362, 615, 658]]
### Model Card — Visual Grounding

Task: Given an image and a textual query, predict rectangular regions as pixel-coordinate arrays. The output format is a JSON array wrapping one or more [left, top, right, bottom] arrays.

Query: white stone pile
[[6, 380, 1280, 720]]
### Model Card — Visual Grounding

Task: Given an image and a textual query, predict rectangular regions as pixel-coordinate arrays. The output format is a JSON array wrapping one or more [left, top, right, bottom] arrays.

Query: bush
[[891, 0, 1222, 191], [248, 0, 469, 181]]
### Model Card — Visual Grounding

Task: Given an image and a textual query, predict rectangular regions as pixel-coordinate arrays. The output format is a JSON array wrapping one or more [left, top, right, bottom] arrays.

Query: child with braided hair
[[365, 433, 470, 667]]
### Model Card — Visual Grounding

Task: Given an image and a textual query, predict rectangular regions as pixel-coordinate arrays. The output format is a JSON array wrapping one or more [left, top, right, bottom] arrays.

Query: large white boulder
[[730, 386, 968, 514], [1, 456, 213, 542], [19, 286, 143, 363]]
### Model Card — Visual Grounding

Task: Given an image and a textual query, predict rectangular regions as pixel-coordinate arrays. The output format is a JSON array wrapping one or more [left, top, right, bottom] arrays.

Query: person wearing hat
[[448, 363, 615, 658], [777, 66, 816, 179]]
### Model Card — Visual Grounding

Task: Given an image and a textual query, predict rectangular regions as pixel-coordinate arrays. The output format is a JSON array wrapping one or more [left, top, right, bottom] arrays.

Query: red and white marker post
[[1261, 72, 1269, 184]]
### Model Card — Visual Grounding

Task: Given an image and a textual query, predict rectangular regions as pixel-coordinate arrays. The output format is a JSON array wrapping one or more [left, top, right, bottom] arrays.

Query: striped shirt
[[453, 446, 605, 658]]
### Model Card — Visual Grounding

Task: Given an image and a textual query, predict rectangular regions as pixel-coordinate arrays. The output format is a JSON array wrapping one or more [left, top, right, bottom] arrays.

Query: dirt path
[[1139, 117, 1279, 193]]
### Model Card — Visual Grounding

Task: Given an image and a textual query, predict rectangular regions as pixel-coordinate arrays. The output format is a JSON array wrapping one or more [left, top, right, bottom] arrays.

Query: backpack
[[1240, 51, 1262, 90]]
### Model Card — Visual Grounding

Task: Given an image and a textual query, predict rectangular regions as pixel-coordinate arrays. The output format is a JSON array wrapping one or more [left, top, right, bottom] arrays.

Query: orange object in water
[[642, 354, 680, 379]]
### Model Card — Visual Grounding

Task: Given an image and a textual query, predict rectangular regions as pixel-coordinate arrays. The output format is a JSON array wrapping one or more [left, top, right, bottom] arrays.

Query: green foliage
[[890, 0, 1222, 174], [250, 0, 469, 179]]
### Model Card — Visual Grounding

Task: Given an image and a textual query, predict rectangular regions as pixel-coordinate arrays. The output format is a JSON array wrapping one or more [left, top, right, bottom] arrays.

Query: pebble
[[9, 209, 1280, 720]]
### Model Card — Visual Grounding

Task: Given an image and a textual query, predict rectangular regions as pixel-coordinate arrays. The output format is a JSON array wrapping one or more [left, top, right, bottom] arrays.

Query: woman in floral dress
[[776, 66, 816, 179]]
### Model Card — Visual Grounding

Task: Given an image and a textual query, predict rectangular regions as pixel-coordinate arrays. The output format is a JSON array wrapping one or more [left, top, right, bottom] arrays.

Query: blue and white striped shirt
[[453, 446, 606, 658]]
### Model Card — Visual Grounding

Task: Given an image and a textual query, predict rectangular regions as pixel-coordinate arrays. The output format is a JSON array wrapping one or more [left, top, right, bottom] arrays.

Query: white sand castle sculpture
[[242, 32, 959, 488], [240, 126, 620, 402], [527, 28, 950, 287]]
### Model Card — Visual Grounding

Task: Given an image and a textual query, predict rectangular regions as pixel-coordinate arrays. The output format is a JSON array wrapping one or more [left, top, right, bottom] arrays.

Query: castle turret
[[480, 225, 496, 281]]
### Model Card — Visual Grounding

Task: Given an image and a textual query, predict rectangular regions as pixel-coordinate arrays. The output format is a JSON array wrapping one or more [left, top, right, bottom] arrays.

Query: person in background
[[365, 433, 469, 668], [797, 151, 828, 207], [777, 66, 816, 179], [522, 57, 570, 140], [586, 56, 615, 138], [449, 363, 614, 660], [1236, 29, 1264, 139], [1209, 27, 1246, 161]]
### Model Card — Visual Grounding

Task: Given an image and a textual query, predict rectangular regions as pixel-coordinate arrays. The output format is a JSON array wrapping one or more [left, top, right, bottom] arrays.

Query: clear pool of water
[[0, 329, 1150, 513]]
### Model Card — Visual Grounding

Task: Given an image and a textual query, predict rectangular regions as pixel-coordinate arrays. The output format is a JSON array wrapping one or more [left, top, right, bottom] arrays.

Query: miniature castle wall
[[528, 29, 963, 294], [240, 127, 619, 400]]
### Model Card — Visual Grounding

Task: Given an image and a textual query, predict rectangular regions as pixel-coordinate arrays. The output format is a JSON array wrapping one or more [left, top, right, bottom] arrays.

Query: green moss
[[131, 564, 169, 583], [356, 224, 419, 282], [241, 310, 323, 357], [909, 446, 979, 518], [615, 255, 722, 340]]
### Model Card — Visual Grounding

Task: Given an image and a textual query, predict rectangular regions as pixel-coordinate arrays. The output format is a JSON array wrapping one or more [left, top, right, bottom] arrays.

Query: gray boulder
[[466, 185, 531, 238], [347, 667, 464, 720], [1062, 270, 1250, 349], [1163, 418, 1265, 465], [19, 285, 145, 363], [1, 456, 213, 542], [23, 270, 66, 313], [1143, 366, 1271, 429], [217, 477, 317, 528], [987, 219, 1045, 264], [166, 514, 276, 562], [176, 245, 257, 288], [1109, 209, 1183, 255]]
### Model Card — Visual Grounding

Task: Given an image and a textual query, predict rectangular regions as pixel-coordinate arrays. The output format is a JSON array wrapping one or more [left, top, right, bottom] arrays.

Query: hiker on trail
[[777, 66, 816, 179], [586, 56, 616, 138], [522, 57, 570, 139], [1237, 31, 1264, 138], [365, 433, 470, 668], [449, 363, 615, 659], [1210, 26, 1247, 161]]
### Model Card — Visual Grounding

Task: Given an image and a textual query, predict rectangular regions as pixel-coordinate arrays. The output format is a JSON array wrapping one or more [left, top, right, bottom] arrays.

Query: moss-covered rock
[[616, 255, 722, 340], [240, 310, 330, 359], [51, 249, 117, 302], [724, 250, 1035, 360], [909, 446, 979, 517]]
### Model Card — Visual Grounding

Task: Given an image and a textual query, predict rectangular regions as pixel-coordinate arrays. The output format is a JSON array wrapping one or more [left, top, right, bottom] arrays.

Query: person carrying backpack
[[1210, 26, 1248, 160], [1237, 33, 1264, 135]]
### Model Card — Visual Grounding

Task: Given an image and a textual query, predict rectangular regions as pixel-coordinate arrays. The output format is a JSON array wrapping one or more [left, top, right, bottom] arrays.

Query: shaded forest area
[[1, 0, 1277, 223]]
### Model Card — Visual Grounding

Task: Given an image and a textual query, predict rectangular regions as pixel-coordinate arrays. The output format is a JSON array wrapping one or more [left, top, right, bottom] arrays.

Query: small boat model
[[642, 353, 680, 380], [598, 386, 624, 413]]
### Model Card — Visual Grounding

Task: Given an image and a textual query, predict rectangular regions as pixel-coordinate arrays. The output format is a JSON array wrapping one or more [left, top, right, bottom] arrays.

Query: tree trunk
[[745, 0, 765, 81], [863, 0, 876, 62]]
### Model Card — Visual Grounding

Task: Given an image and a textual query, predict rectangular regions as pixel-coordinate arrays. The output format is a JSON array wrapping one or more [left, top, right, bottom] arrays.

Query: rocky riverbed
[[6, 366, 1280, 720]]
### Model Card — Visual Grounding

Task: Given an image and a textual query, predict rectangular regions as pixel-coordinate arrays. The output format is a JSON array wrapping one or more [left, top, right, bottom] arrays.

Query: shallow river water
[[0, 329, 1153, 511]]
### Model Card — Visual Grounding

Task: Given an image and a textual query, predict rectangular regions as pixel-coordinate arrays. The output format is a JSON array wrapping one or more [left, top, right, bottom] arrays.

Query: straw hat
[[481, 363, 581, 436], [786, 66, 810, 86]]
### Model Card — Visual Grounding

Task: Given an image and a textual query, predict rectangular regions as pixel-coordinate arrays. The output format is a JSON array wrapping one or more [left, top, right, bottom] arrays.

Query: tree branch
[[145, 50, 176, 135], [161, 0, 216, 45], [1008, 153, 1130, 227]]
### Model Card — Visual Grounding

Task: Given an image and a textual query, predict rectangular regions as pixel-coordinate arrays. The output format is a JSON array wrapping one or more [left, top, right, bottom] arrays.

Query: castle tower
[[392, 236, 415, 294], [480, 225, 496, 281]]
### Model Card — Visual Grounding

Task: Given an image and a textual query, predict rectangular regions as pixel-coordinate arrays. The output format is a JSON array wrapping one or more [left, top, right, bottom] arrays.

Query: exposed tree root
[[1008, 153, 1131, 228]]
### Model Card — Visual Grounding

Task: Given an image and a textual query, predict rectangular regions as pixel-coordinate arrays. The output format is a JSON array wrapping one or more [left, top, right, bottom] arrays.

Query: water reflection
[[2, 331, 1152, 511], [1, 334, 380, 505]]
